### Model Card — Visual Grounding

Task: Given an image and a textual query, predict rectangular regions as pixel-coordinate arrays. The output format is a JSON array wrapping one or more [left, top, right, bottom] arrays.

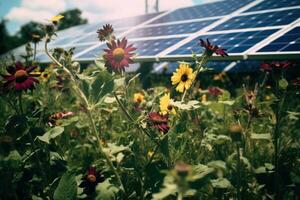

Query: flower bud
[[229, 124, 243, 142]]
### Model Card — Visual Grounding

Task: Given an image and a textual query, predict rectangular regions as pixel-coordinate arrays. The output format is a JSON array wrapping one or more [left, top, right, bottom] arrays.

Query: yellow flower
[[50, 15, 64, 24], [160, 93, 176, 115], [40, 71, 51, 82], [133, 92, 145, 103], [171, 62, 195, 93], [147, 150, 154, 158], [201, 94, 207, 103]]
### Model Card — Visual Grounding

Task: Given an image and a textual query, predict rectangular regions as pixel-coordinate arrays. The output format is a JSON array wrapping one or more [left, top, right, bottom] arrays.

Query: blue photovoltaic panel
[[212, 8, 300, 31], [168, 29, 278, 55], [126, 20, 216, 38], [258, 26, 300, 52], [77, 37, 185, 59], [227, 61, 260, 73], [150, 0, 253, 24], [245, 0, 300, 12]]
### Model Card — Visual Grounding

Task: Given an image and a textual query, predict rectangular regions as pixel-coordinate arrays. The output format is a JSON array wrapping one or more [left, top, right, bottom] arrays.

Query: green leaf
[[91, 71, 114, 103], [37, 126, 64, 144], [251, 133, 271, 140], [54, 171, 77, 200], [95, 179, 119, 200], [81, 79, 90, 98], [211, 178, 232, 189], [279, 78, 288, 90]]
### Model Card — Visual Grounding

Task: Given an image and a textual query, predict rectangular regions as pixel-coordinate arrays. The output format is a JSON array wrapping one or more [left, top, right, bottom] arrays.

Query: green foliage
[[54, 171, 77, 200]]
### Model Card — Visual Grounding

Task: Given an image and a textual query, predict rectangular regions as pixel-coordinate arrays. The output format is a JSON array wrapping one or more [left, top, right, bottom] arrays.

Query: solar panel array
[[14, 0, 300, 65]]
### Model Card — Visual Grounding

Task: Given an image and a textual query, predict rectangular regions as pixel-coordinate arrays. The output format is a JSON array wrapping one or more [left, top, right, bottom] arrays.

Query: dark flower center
[[113, 48, 125, 61], [43, 73, 49, 78], [181, 74, 188, 82], [15, 70, 28, 83], [167, 105, 173, 110], [87, 174, 97, 182]]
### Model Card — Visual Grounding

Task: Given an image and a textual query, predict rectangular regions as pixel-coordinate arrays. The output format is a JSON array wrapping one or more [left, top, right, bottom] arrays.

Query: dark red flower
[[291, 77, 300, 87], [260, 61, 291, 72], [79, 167, 105, 195], [208, 86, 223, 96], [97, 24, 115, 42], [1, 62, 39, 91], [199, 39, 228, 57], [103, 37, 136, 73], [148, 112, 170, 134]]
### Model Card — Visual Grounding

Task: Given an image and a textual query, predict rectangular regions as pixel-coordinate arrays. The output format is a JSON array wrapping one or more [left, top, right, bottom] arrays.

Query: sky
[[0, 0, 206, 35]]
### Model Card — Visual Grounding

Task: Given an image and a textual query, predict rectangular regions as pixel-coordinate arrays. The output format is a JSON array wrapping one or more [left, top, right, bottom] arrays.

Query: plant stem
[[181, 54, 208, 102], [33, 42, 37, 61], [113, 91, 160, 146], [18, 92, 24, 114], [45, 37, 125, 194], [236, 142, 241, 200]]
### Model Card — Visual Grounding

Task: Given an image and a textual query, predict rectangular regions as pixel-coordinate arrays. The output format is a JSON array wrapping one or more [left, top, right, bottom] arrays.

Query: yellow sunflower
[[50, 15, 64, 25], [160, 93, 176, 115], [171, 62, 195, 93], [133, 92, 145, 103]]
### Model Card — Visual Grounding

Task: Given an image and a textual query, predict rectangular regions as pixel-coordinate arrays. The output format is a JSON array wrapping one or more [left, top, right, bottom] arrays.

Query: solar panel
[[149, 0, 253, 24], [126, 20, 217, 38], [258, 26, 300, 52], [211, 8, 300, 31], [167, 29, 278, 55], [245, 0, 300, 12]]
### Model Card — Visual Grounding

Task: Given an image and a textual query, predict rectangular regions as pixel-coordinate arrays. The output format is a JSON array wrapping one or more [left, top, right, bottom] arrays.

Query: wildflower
[[147, 150, 154, 158], [1, 62, 39, 91], [48, 111, 75, 126], [260, 61, 291, 73], [160, 93, 176, 115], [201, 94, 207, 103], [32, 34, 42, 43], [79, 167, 105, 195], [229, 124, 243, 142], [40, 70, 51, 82], [133, 92, 145, 103], [291, 77, 300, 87], [97, 24, 115, 42], [174, 162, 191, 177], [171, 62, 195, 93], [103, 37, 136, 73], [213, 72, 226, 81], [148, 112, 170, 134], [50, 15, 64, 25], [199, 39, 228, 57], [208, 86, 223, 96]]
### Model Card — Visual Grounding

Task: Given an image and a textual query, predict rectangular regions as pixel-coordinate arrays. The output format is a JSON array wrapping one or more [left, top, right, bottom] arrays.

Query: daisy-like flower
[[48, 111, 75, 126], [133, 92, 145, 103], [79, 167, 105, 195], [260, 61, 291, 73], [199, 39, 228, 57], [148, 112, 170, 134], [208, 86, 223, 96], [171, 62, 195, 93], [160, 93, 176, 115], [97, 24, 115, 42], [50, 15, 64, 25], [103, 37, 136, 73], [1, 62, 39, 91]]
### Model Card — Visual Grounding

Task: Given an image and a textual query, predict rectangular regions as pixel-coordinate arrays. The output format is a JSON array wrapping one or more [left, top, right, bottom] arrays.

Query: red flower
[[1, 62, 39, 91], [208, 86, 223, 96], [97, 24, 115, 42], [260, 61, 291, 72], [103, 37, 136, 73], [291, 77, 300, 87], [148, 112, 170, 134], [199, 39, 228, 57], [79, 167, 105, 195]]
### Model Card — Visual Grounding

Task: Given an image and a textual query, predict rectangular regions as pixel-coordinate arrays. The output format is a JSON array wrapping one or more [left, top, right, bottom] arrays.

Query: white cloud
[[5, 0, 66, 25]]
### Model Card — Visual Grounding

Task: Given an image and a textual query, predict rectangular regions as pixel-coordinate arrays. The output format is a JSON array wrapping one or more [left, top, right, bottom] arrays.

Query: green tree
[[57, 8, 87, 30]]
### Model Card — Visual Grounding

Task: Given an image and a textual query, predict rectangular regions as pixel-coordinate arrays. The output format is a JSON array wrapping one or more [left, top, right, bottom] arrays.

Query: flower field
[[0, 16, 300, 200]]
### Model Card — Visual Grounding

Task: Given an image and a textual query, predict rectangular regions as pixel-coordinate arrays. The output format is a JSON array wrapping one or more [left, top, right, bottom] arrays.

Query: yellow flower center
[[113, 48, 125, 61], [167, 105, 173, 111], [87, 174, 97, 182], [181, 74, 188, 82], [15, 70, 28, 83]]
